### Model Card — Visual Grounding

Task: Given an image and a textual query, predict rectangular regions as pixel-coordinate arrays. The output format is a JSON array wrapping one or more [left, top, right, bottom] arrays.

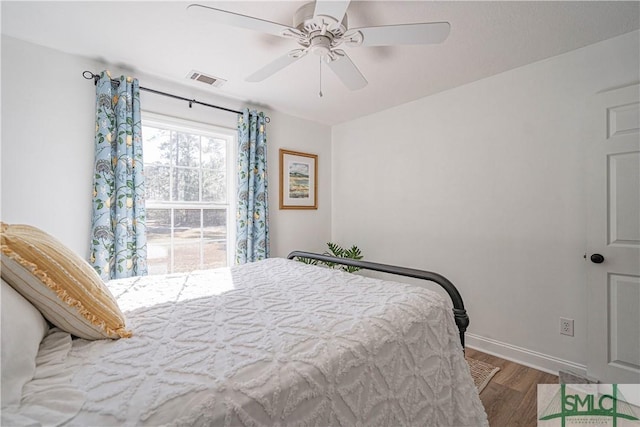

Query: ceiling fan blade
[[313, 0, 350, 22], [327, 50, 367, 90], [352, 22, 451, 46], [246, 50, 306, 82], [187, 4, 296, 38]]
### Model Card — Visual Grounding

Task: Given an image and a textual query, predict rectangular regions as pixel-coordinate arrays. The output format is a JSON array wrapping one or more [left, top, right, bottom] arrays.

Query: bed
[[1, 223, 488, 427]]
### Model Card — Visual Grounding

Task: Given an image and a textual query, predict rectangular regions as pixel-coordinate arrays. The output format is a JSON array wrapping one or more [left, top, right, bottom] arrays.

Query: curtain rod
[[82, 71, 270, 123]]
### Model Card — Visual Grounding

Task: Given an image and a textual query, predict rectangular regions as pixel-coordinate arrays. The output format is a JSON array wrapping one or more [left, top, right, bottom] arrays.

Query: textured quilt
[[15, 258, 488, 426]]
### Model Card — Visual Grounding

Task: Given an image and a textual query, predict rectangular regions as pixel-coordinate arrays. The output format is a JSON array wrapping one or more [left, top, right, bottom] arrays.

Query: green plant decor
[[297, 242, 363, 273]]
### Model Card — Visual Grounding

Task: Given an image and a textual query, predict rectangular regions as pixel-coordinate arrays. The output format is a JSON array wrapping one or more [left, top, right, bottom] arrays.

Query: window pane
[[145, 165, 170, 201], [174, 208, 201, 228], [172, 167, 200, 202], [174, 131, 200, 167], [203, 209, 227, 269], [173, 209, 201, 273], [143, 127, 171, 166], [202, 137, 226, 170], [147, 209, 172, 275], [202, 169, 226, 202], [142, 116, 232, 274]]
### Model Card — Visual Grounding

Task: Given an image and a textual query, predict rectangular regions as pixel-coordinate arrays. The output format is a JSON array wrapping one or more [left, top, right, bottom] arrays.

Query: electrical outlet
[[560, 317, 574, 336]]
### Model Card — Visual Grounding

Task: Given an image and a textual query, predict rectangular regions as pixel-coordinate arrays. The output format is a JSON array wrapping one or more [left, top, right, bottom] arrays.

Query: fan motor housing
[[293, 2, 348, 37], [309, 35, 332, 56]]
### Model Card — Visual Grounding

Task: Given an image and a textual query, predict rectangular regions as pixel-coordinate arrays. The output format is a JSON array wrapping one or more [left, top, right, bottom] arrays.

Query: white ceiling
[[2, 1, 639, 125]]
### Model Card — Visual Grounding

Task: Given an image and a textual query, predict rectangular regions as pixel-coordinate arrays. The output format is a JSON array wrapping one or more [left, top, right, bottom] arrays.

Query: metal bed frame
[[287, 251, 469, 349]]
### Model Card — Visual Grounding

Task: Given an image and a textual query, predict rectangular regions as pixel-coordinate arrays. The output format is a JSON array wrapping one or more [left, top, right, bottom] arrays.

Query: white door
[[586, 84, 640, 384]]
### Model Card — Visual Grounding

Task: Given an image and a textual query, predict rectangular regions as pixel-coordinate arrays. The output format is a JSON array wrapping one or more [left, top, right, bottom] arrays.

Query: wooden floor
[[466, 348, 559, 427]]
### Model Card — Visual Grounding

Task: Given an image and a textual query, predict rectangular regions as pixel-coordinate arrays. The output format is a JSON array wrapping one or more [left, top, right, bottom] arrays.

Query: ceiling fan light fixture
[[309, 34, 333, 56], [188, 0, 450, 93]]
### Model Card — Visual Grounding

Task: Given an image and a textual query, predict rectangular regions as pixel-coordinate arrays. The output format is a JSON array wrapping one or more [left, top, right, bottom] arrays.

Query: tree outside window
[[142, 114, 235, 274]]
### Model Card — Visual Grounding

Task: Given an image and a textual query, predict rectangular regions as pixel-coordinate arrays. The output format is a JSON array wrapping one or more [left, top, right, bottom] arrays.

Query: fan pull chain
[[318, 57, 323, 98]]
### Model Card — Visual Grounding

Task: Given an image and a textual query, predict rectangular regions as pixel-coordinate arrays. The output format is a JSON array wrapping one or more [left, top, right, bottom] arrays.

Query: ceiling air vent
[[186, 70, 226, 87]]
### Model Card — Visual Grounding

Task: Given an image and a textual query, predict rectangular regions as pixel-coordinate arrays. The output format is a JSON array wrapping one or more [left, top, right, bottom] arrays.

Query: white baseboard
[[466, 333, 587, 377]]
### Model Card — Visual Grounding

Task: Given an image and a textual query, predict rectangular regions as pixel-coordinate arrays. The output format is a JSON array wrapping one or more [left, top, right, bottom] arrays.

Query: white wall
[[331, 30, 640, 372], [266, 111, 332, 257], [1, 36, 332, 259], [4, 30, 639, 374]]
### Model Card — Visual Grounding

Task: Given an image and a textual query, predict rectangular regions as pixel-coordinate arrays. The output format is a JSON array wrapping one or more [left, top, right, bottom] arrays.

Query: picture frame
[[279, 149, 318, 209]]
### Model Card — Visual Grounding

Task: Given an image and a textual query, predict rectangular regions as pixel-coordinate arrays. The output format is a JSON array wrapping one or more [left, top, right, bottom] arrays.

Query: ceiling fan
[[187, 1, 450, 91]]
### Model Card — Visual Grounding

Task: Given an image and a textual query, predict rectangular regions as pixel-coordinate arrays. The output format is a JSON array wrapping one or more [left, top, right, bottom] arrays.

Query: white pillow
[[1, 278, 49, 407]]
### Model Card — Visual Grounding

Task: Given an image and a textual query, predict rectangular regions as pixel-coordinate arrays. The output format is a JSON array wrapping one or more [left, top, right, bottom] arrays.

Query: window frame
[[141, 111, 237, 271]]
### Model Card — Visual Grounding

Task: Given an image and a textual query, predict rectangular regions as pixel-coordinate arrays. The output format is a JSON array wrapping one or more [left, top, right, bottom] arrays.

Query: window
[[142, 113, 235, 275]]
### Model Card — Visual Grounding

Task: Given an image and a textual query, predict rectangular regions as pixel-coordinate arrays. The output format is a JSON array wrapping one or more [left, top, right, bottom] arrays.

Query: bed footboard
[[287, 251, 469, 349]]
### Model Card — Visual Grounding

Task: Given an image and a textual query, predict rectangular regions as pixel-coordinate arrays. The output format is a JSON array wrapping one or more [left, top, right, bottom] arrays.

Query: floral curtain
[[89, 71, 147, 280], [236, 109, 269, 263]]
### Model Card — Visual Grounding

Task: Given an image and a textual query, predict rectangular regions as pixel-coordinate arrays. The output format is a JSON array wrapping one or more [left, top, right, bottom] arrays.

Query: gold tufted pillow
[[0, 222, 131, 340]]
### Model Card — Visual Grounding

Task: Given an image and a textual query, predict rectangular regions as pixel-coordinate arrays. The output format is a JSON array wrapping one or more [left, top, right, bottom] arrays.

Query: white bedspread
[[13, 258, 488, 426]]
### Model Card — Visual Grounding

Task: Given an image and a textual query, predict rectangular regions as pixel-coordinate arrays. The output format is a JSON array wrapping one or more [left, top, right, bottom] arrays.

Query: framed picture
[[279, 149, 317, 209]]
